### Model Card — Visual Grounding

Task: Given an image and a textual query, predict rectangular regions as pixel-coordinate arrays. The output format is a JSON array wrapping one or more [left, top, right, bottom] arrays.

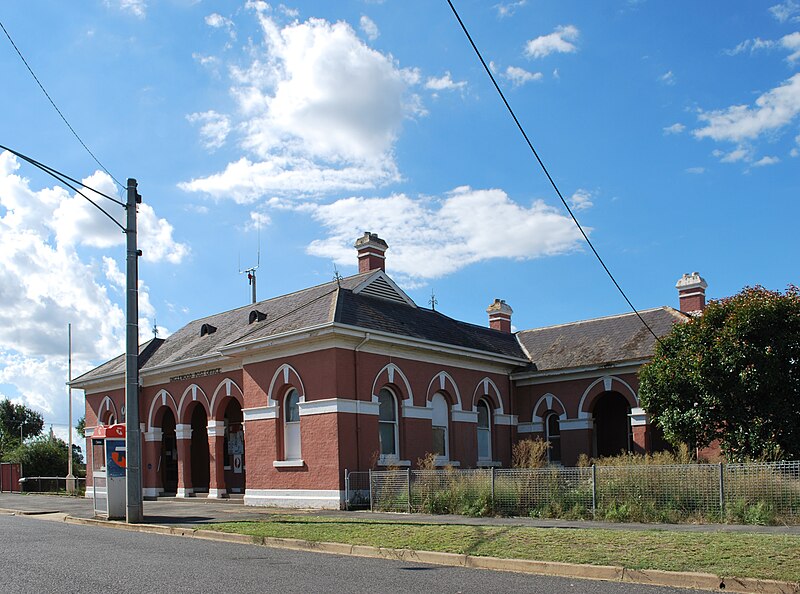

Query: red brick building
[[72, 234, 707, 508]]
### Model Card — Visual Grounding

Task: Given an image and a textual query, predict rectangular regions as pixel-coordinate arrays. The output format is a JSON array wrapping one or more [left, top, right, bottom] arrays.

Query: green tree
[[0, 400, 44, 459], [76, 415, 86, 439], [639, 286, 800, 461], [7, 434, 85, 478]]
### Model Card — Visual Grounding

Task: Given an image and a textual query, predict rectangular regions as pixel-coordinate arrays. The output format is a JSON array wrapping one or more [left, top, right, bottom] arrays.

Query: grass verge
[[206, 515, 800, 583]]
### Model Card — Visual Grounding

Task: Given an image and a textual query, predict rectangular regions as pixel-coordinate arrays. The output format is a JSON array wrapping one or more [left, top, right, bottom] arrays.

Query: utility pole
[[67, 323, 75, 494], [125, 178, 143, 523]]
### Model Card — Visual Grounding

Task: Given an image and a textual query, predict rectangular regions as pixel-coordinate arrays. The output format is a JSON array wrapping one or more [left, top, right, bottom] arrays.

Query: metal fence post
[[490, 467, 496, 514], [368, 469, 374, 512], [406, 469, 412, 514], [344, 469, 350, 511], [719, 462, 725, 518], [591, 464, 597, 517]]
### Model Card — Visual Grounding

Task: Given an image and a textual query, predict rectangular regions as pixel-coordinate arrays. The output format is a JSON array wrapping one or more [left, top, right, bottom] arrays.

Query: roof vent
[[200, 323, 217, 337], [248, 310, 267, 324]]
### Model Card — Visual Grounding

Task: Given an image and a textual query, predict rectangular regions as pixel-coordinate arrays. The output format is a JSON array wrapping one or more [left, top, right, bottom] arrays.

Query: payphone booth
[[91, 424, 127, 519]]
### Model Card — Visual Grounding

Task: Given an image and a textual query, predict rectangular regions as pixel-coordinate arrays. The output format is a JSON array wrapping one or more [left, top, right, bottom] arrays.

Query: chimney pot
[[486, 298, 513, 333], [354, 232, 388, 273], [675, 272, 707, 315]]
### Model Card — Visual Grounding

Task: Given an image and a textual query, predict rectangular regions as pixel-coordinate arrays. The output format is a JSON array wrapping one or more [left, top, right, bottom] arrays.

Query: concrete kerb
[[6, 509, 799, 594]]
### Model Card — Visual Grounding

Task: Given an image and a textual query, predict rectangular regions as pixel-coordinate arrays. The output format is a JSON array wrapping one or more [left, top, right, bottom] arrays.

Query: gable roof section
[[72, 269, 526, 387], [334, 289, 525, 359], [516, 306, 688, 372]]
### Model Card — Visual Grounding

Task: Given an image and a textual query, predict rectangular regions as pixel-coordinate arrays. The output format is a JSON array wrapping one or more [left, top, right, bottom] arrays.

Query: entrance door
[[593, 391, 632, 457], [161, 410, 178, 494]]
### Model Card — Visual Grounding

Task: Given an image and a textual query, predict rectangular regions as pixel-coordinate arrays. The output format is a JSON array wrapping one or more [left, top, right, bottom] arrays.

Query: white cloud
[[494, 0, 527, 18], [524, 25, 579, 59], [187, 110, 231, 150], [713, 146, 752, 163], [569, 189, 593, 211], [503, 65, 543, 87], [193, 53, 221, 69], [205, 13, 236, 41], [793, 134, 800, 156], [425, 71, 467, 92], [303, 186, 584, 281], [181, 12, 422, 200], [663, 122, 685, 135], [783, 32, 800, 63], [754, 155, 781, 166], [0, 152, 182, 425], [659, 71, 676, 86], [278, 5, 300, 18], [48, 170, 189, 264], [685, 167, 706, 174], [770, 0, 800, 22], [360, 15, 379, 41], [693, 73, 800, 142], [725, 37, 776, 56], [107, 0, 146, 18]]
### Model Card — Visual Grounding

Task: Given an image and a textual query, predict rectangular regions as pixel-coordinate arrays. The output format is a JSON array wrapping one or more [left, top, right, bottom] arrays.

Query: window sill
[[273, 460, 305, 468], [434, 459, 460, 467], [377, 457, 411, 467], [476, 460, 502, 468]]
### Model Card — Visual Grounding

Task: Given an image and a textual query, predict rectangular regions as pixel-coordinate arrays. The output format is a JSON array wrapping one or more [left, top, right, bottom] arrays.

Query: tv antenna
[[239, 227, 261, 304]]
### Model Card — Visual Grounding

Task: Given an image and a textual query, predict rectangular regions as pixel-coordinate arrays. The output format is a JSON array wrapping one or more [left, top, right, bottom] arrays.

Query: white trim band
[[244, 489, 342, 509]]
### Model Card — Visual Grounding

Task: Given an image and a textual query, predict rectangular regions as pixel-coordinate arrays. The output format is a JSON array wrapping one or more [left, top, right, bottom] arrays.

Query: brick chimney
[[487, 299, 513, 333], [354, 232, 388, 273], [676, 272, 707, 315]]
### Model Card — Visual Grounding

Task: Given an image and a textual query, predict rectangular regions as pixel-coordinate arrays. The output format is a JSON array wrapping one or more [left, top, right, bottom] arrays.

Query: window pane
[[550, 437, 561, 463], [477, 402, 489, 429], [378, 390, 395, 421], [432, 426, 446, 457], [285, 390, 300, 422], [478, 428, 490, 460], [379, 422, 396, 456], [285, 421, 301, 460]]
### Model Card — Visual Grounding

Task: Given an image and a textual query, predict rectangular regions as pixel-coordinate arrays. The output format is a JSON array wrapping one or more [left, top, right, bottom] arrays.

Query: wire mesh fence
[[345, 461, 800, 524]]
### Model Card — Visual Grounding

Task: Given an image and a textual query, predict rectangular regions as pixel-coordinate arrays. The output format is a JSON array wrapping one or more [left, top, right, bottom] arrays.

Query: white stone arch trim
[[371, 363, 413, 406], [578, 375, 639, 417], [471, 377, 504, 414], [210, 378, 244, 418], [425, 371, 462, 410], [147, 389, 179, 430], [267, 364, 305, 407], [98, 396, 118, 424], [177, 383, 211, 422], [532, 393, 568, 422]]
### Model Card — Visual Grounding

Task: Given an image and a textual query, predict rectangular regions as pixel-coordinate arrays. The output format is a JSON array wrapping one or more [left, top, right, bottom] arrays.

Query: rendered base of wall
[[244, 489, 343, 509]]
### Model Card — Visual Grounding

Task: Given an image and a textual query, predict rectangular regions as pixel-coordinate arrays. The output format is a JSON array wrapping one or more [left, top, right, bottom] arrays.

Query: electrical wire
[[0, 19, 125, 190], [445, 0, 664, 347], [0, 143, 126, 232]]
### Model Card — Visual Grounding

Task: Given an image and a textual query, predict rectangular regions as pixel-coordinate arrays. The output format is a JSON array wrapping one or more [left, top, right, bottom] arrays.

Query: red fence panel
[[0, 463, 22, 492]]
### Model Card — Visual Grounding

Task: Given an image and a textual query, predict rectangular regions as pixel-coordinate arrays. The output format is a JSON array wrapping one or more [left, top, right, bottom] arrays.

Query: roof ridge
[[183, 271, 373, 325], [517, 306, 672, 334]]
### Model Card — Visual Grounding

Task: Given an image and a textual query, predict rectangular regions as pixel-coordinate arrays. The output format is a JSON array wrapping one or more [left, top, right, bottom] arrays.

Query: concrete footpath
[[1, 493, 798, 594]]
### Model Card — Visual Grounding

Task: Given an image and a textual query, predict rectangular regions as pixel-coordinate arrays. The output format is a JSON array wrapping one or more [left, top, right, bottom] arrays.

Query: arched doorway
[[190, 406, 210, 493], [223, 399, 245, 494], [593, 391, 632, 457], [160, 409, 178, 494]]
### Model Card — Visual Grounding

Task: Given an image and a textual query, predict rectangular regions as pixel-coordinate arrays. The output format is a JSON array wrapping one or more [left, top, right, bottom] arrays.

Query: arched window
[[378, 388, 398, 459], [284, 389, 301, 460], [545, 412, 561, 463], [431, 392, 449, 460], [477, 399, 492, 461]]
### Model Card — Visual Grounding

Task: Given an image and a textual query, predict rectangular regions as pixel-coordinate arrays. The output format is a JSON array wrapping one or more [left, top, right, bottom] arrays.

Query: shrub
[[512, 438, 549, 468]]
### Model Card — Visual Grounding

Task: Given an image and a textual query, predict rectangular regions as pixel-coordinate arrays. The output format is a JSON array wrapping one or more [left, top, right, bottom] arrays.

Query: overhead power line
[[0, 19, 125, 189], [445, 0, 663, 347]]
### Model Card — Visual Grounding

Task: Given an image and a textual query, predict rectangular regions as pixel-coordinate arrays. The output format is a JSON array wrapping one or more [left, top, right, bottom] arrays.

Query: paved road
[[0, 514, 702, 594]]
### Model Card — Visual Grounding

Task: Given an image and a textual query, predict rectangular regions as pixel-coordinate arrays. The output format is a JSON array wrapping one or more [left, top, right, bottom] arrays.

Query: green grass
[[206, 515, 800, 583]]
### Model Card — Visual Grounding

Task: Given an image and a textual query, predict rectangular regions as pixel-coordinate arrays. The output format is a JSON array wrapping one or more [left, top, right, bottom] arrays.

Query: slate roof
[[515, 306, 688, 372], [72, 270, 526, 386]]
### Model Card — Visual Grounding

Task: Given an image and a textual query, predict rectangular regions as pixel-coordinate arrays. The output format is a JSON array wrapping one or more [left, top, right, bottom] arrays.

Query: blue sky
[[0, 0, 798, 438]]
